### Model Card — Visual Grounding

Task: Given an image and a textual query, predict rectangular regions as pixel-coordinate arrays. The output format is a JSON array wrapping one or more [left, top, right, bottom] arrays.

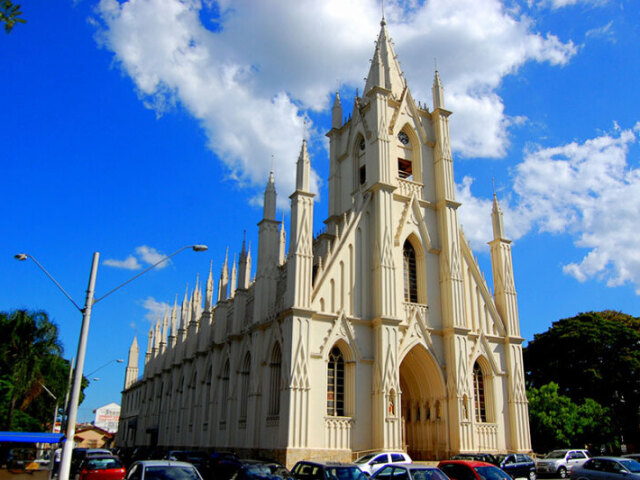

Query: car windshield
[[245, 465, 272, 479], [145, 466, 200, 480], [327, 467, 368, 480], [86, 458, 122, 470], [410, 468, 448, 480], [473, 466, 510, 480], [494, 455, 507, 463], [355, 455, 376, 464], [620, 460, 640, 473], [545, 451, 568, 459]]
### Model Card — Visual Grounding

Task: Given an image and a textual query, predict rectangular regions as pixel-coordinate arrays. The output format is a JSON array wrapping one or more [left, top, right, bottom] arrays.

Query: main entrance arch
[[399, 344, 447, 460]]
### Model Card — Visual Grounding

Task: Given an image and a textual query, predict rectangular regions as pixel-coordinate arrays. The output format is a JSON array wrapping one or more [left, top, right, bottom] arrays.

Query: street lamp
[[15, 244, 207, 480], [39, 382, 58, 434], [86, 358, 124, 377]]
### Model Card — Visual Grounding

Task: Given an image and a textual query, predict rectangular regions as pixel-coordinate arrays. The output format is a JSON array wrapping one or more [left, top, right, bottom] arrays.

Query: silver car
[[536, 450, 590, 479]]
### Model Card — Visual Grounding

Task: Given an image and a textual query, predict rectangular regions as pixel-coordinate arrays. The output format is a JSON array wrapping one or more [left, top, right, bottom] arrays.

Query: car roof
[[133, 460, 197, 468], [591, 456, 638, 461], [297, 461, 359, 467], [439, 460, 495, 467]]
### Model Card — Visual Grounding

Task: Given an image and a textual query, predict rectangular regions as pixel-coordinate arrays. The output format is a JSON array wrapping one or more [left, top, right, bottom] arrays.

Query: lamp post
[[39, 382, 58, 434], [86, 358, 124, 377], [15, 244, 207, 480]]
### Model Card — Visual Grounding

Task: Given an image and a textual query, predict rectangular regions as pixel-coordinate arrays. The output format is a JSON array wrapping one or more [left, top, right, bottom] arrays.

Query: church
[[116, 19, 532, 465]]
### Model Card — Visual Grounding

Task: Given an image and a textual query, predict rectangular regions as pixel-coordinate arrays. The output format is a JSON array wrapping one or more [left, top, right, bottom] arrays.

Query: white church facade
[[116, 20, 531, 465]]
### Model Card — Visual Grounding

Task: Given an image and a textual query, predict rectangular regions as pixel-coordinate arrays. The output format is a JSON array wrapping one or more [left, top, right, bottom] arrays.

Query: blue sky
[[2, 0, 639, 423]]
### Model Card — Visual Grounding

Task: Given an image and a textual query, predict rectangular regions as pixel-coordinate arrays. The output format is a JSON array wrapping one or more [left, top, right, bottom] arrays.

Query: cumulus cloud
[[141, 296, 172, 323], [94, 0, 576, 203], [103, 245, 170, 270], [135, 245, 170, 269], [458, 124, 640, 294], [103, 255, 142, 270]]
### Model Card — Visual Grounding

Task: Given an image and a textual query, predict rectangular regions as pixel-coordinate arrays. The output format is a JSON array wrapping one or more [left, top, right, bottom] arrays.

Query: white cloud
[[136, 245, 170, 269], [103, 245, 170, 270], [141, 296, 171, 323], [94, 0, 576, 203], [103, 255, 142, 270], [537, 0, 608, 9], [458, 125, 640, 294]]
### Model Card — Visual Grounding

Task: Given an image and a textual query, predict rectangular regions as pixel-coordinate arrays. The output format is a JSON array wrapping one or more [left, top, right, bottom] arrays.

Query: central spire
[[363, 18, 406, 98]]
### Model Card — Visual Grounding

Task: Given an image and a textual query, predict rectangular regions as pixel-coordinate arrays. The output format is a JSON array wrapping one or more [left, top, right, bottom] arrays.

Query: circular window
[[398, 131, 409, 145], [359, 138, 366, 151]]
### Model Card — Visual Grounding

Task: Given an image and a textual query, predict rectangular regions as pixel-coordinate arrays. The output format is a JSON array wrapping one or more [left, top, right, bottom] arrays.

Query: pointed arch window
[[239, 353, 251, 423], [268, 343, 282, 416], [327, 346, 345, 416], [220, 360, 230, 424], [403, 240, 418, 303], [202, 366, 212, 431], [473, 362, 487, 422]]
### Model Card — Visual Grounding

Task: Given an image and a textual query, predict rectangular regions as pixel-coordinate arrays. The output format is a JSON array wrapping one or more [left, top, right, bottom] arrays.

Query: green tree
[[0, 0, 25, 33], [528, 382, 611, 452], [0, 309, 83, 431], [524, 311, 640, 449]]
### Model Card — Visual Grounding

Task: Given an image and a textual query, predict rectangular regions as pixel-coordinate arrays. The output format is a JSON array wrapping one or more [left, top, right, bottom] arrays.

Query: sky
[[2, 0, 639, 423]]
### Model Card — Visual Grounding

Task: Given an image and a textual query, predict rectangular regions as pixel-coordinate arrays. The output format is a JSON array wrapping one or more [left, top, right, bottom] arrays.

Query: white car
[[354, 452, 412, 476], [535, 450, 590, 479], [125, 460, 203, 480]]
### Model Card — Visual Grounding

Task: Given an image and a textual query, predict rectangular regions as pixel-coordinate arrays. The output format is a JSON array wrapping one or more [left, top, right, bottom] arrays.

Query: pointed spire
[[153, 319, 161, 354], [229, 253, 237, 297], [492, 189, 506, 240], [128, 336, 139, 367], [170, 295, 178, 344], [279, 212, 287, 265], [161, 310, 168, 351], [238, 233, 251, 290], [332, 90, 343, 129], [180, 285, 189, 331], [205, 260, 214, 311], [218, 248, 229, 302], [264, 170, 277, 221], [363, 18, 405, 97], [432, 69, 445, 110], [296, 139, 311, 192]]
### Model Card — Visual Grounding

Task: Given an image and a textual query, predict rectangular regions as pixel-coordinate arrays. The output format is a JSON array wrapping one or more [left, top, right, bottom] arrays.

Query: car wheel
[[528, 470, 537, 480], [558, 467, 567, 479]]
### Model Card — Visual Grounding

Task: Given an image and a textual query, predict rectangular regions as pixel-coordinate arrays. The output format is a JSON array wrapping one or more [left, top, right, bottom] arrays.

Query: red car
[[78, 455, 126, 480], [437, 460, 511, 480]]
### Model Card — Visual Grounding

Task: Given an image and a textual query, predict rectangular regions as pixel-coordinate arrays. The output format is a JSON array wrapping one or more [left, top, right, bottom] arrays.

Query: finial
[[303, 119, 308, 141], [492, 177, 496, 197], [434, 58, 438, 71], [381, 0, 386, 25], [270, 154, 274, 172]]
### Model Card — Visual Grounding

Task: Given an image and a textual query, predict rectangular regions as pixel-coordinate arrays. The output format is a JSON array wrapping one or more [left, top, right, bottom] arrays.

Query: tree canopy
[[0, 0, 25, 33], [0, 309, 85, 431], [524, 310, 640, 450]]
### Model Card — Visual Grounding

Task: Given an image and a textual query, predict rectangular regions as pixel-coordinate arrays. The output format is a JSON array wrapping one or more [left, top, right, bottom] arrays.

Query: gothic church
[[117, 19, 532, 465]]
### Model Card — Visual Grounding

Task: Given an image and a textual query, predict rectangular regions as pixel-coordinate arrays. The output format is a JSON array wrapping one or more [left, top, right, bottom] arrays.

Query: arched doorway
[[399, 344, 447, 460]]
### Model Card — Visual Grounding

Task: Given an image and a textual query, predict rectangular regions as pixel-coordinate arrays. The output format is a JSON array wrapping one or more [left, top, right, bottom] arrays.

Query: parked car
[[570, 457, 640, 480], [354, 452, 412, 476], [438, 460, 511, 480], [494, 454, 536, 480], [77, 455, 126, 480], [212, 459, 292, 480], [125, 460, 203, 480], [72, 449, 116, 477], [450, 454, 498, 466], [535, 450, 590, 479], [291, 460, 368, 480], [166, 451, 208, 474], [624, 455, 640, 462], [371, 463, 449, 480]]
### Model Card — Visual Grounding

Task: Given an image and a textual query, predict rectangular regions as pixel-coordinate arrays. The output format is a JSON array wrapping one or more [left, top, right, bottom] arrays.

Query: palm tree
[[0, 310, 62, 430]]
